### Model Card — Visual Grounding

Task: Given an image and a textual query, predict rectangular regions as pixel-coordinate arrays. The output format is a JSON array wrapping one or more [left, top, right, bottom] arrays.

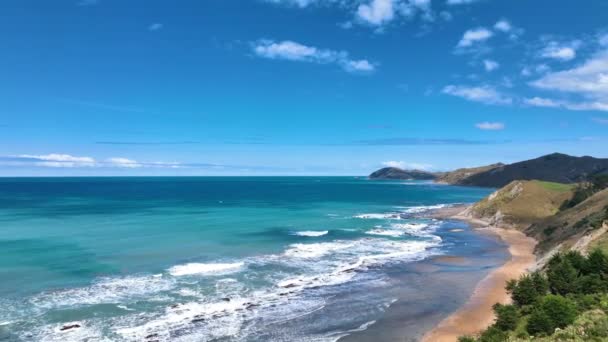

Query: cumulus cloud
[[268, 0, 435, 28], [530, 50, 608, 111], [442, 85, 512, 105], [540, 41, 581, 61], [483, 59, 499, 72], [148, 23, 163, 31], [357, 0, 395, 25], [457, 28, 493, 48], [252, 40, 376, 73], [382, 160, 433, 170], [475, 122, 505, 130], [493, 20, 512, 33]]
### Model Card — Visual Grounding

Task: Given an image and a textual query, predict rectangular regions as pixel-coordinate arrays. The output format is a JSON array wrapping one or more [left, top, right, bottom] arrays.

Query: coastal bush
[[493, 303, 519, 331], [526, 308, 553, 336], [462, 250, 608, 342], [506, 272, 548, 306], [540, 295, 578, 329], [458, 336, 476, 342], [586, 249, 608, 278], [547, 258, 579, 295], [478, 326, 508, 342]]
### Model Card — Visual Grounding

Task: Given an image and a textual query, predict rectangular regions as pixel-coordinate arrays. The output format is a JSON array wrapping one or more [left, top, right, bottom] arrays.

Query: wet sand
[[421, 209, 537, 342], [341, 211, 510, 342]]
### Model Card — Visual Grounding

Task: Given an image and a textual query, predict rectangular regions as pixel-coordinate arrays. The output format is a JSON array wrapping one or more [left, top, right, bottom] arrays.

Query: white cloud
[[148, 23, 163, 31], [457, 28, 493, 48], [523, 97, 561, 108], [475, 122, 505, 130], [442, 85, 512, 105], [483, 59, 499, 72], [252, 40, 375, 73], [382, 161, 433, 170], [540, 41, 581, 61], [18, 154, 96, 168], [446, 0, 479, 4], [530, 50, 608, 111], [524, 97, 608, 112], [357, 0, 396, 26], [494, 20, 511, 33], [6, 154, 182, 169], [342, 59, 376, 72], [106, 157, 142, 168]]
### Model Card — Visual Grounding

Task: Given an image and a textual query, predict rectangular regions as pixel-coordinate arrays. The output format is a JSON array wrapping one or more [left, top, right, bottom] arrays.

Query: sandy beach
[[421, 207, 537, 342]]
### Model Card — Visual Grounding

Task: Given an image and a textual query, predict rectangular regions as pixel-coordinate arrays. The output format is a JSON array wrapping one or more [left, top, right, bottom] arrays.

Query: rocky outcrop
[[368, 167, 437, 180]]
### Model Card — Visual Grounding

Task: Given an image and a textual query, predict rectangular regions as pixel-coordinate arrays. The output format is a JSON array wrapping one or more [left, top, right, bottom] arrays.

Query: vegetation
[[460, 250, 608, 341], [560, 174, 608, 210], [469, 180, 574, 229]]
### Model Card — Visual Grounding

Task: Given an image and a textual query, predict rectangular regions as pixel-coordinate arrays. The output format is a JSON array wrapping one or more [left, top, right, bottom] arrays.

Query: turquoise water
[[0, 177, 493, 341]]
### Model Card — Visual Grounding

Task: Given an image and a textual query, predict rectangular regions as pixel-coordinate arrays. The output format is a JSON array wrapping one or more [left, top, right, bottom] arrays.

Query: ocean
[[0, 177, 505, 341]]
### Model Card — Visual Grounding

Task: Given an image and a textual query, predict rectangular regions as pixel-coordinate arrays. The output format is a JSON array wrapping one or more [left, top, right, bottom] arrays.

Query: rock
[[60, 324, 81, 331]]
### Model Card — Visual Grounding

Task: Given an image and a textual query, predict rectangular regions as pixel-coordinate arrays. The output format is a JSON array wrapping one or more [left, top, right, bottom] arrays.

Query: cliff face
[[368, 167, 437, 180]]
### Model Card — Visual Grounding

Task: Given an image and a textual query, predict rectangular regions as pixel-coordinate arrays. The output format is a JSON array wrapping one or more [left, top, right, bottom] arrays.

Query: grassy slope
[[527, 188, 608, 254], [467, 180, 574, 229]]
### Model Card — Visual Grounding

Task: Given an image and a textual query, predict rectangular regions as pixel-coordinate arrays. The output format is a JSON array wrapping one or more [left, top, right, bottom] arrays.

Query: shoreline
[[421, 206, 537, 342]]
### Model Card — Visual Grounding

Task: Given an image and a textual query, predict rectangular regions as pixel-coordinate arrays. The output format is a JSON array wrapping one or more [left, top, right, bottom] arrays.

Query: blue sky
[[1, 0, 608, 176]]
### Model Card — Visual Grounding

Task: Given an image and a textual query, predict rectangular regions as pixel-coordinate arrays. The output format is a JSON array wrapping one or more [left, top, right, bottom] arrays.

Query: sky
[[1, 0, 608, 176]]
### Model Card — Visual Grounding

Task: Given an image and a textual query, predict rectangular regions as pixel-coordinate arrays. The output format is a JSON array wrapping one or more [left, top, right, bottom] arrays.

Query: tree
[[541, 295, 578, 329], [547, 258, 579, 295], [564, 250, 586, 273], [478, 326, 508, 342], [526, 308, 553, 336], [576, 274, 608, 294], [508, 274, 543, 306], [531, 271, 549, 295], [586, 249, 608, 278], [493, 303, 519, 331]]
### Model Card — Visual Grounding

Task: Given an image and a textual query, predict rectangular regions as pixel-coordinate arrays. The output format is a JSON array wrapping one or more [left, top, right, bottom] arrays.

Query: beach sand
[[421, 208, 537, 342]]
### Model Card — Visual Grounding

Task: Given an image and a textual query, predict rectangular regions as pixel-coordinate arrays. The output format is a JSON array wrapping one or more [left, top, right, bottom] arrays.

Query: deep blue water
[[0, 177, 495, 341]]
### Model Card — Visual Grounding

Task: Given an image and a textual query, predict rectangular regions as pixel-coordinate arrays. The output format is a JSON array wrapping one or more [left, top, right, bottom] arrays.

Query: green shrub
[[478, 326, 508, 342], [493, 303, 519, 331], [547, 258, 579, 295], [526, 308, 553, 336], [586, 249, 608, 277], [507, 271, 549, 307], [457, 336, 476, 342], [540, 295, 578, 329]]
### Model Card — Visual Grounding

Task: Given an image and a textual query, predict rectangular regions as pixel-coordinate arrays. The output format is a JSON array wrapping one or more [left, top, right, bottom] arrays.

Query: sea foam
[[292, 230, 329, 237], [168, 262, 245, 277]]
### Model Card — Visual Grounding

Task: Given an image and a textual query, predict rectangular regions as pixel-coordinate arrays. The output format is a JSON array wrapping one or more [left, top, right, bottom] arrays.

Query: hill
[[435, 163, 504, 184], [462, 180, 575, 229], [368, 167, 437, 180], [459, 153, 608, 188], [526, 187, 608, 254]]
